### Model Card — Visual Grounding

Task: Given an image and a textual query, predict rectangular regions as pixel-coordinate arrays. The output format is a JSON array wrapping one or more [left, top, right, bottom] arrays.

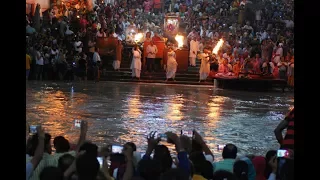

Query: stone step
[[103, 73, 202, 81], [103, 70, 200, 76], [100, 78, 214, 86]]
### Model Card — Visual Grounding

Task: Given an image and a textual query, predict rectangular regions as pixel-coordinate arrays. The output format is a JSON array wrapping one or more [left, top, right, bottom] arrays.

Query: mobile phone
[[158, 133, 167, 141], [277, 149, 289, 158], [112, 145, 123, 154], [217, 144, 225, 151], [181, 130, 193, 138], [97, 157, 103, 168], [74, 120, 81, 128], [29, 125, 38, 134]]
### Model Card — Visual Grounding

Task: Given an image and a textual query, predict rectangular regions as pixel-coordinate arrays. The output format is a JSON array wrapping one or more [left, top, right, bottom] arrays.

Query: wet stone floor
[[26, 81, 293, 160]]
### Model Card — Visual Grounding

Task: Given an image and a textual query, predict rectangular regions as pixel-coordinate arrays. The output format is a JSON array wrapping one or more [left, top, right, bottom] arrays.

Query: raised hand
[[146, 131, 160, 156], [80, 120, 88, 133]]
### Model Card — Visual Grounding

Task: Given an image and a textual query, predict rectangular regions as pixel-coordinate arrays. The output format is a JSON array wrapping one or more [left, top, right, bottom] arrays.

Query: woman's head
[[234, 160, 249, 180], [146, 32, 151, 38], [53, 136, 70, 153], [153, 145, 173, 173], [137, 159, 162, 180], [252, 156, 266, 180], [265, 150, 277, 178]]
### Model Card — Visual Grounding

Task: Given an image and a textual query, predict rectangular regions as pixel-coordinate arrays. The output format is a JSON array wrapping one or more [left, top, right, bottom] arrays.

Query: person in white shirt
[[130, 45, 142, 79], [92, 47, 101, 82], [189, 37, 199, 67], [51, 47, 59, 64], [187, 28, 198, 41], [65, 25, 74, 36], [74, 38, 83, 54], [146, 41, 158, 73], [255, 9, 262, 25], [198, 48, 211, 82], [166, 47, 178, 81], [273, 43, 283, 64]]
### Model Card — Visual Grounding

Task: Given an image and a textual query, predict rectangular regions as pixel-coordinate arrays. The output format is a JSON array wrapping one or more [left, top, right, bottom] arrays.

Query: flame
[[134, 33, 144, 42], [212, 39, 224, 54], [175, 34, 184, 48]]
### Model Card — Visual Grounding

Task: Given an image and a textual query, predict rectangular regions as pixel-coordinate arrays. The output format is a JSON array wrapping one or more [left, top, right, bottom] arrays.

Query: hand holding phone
[[158, 133, 167, 141], [217, 144, 226, 151], [277, 149, 290, 158], [97, 157, 104, 168], [181, 130, 194, 138], [29, 125, 38, 134], [74, 120, 81, 128]]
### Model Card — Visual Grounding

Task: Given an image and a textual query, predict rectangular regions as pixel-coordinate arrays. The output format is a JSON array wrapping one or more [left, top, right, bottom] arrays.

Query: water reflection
[[26, 81, 294, 160], [165, 87, 184, 121]]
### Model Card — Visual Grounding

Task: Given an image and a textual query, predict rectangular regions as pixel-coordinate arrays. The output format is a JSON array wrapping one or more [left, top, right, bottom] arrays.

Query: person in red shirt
[[152, 33, 162, 42]]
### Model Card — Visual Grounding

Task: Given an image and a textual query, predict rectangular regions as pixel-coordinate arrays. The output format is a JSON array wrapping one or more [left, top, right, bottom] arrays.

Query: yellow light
[[134, 33, 144, 42], [175, 34, 184, 48], [212, 39, 224, 55]]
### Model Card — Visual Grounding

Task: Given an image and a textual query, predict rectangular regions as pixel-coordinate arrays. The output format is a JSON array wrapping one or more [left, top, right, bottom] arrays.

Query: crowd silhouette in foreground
[[26, 108, 294, 180]]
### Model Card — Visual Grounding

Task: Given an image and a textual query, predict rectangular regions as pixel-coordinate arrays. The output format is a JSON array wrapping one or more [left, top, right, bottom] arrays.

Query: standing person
[[74, 37, 83, 55], [56, 49, 67, 80], [146, 41, 158, 73], [274, 108, 294, 151], [255, 9, 262, 26], [189, 37, 199, 67], [26, 51, 32, 80], [35, 46, 44, 81], [198, 48, 211, 82], [92, 47, 101, 82], [130, 45, 142, 80], [166, 47, 178, 81], [77, 52, 87, 81], [287, 56, 294, 88], [113, 40, 123, 71]]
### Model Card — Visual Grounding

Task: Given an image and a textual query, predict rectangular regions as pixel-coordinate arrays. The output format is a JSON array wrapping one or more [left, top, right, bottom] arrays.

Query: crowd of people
[[26, 108, 294, 180], [26, 0, 294, 86]]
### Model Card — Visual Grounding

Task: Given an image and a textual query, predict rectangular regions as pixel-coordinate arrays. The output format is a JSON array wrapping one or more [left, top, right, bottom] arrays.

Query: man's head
[[95, 47, 99, 52], [222, 143, 238, 159], [79, 142, 98, 158], [124, 142, 137, 152], [53, 136, 70, 153], [76, 154, 100, 180]]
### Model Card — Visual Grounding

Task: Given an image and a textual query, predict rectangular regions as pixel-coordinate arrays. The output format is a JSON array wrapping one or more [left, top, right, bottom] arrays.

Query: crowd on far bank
[[26, 0, 293, 86], [26, 108, 294, 180]]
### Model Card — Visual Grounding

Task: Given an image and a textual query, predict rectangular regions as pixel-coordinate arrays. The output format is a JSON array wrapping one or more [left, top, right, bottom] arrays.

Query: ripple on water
[[26, 81, 293, 161]]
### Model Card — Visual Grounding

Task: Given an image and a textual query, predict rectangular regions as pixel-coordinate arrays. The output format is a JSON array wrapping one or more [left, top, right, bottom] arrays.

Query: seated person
[[252, 58, 261, 74], [232, 60, 241, 76]]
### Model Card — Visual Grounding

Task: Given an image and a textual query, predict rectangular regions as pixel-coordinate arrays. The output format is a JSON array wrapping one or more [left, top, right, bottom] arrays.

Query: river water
[[26, 81, 293, 160]]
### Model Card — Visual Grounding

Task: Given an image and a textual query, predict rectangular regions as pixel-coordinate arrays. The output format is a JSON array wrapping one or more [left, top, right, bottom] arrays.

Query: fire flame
[[134, 33, 144, 43], [175, 34, 184, 48], [212, 39, 224, 54]]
